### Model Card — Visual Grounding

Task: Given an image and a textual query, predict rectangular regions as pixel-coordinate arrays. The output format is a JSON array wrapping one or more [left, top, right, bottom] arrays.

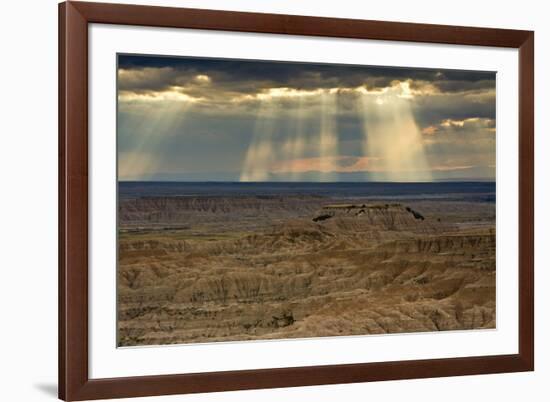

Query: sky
[[117, 54, 496, 182]]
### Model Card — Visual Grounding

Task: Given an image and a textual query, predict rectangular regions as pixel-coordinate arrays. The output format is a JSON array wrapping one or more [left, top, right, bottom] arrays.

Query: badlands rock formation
[[117, 195, 495, 346]]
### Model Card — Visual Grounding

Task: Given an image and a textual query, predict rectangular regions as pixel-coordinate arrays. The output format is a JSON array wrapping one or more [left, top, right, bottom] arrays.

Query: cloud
[[271, 156, 374, 174], [421, 117, 495, 137], [440, 117, 495, 129], [422, 125, 438, 135], [118, 54, 495, 104]]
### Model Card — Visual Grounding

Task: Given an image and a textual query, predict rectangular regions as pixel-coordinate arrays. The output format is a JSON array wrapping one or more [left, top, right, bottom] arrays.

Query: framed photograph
[[59, 1, 534, 400]]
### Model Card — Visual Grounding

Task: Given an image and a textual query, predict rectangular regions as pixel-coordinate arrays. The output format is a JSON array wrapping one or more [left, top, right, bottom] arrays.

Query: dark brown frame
[[59, 1, 534, 400]]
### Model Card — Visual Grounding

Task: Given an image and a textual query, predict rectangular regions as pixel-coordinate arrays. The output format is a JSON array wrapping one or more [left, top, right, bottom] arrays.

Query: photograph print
[[117, 54, 496, 347]]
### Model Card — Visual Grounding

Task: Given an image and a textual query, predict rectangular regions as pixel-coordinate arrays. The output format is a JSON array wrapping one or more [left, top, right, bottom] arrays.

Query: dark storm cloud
[[411, 92, 496, 129], [118, 54, 495, 96]]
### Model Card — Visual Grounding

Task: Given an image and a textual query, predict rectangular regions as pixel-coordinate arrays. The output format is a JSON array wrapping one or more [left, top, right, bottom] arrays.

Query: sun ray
[[239, 99, 279, 181], [118, 100, 191, 180], [359, 88, 432, 182], [287, 97, 307, 181], [318, 92, 339, 182]]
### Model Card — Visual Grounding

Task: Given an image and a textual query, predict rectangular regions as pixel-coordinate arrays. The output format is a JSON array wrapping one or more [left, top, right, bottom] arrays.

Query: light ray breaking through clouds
[[318, 92, 340, 182], [285, 97, 307, 181], [359, 84, 433, 182], [118, 100, 192, 180], [239, 99, 280, 181]]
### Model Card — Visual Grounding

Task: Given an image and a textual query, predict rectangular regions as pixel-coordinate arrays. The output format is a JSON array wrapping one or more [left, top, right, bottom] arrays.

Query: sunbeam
[[287, 97, 307, 181], [359, 84, 433, 182], [118, 100, 191, 180], [239, 99, 279, 181], [240, 90, 341, 182], [318, 92, 339, 182]]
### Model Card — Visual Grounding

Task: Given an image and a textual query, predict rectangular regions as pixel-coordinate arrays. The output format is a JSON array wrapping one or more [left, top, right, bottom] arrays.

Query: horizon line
[[118, 179, 496, 184]]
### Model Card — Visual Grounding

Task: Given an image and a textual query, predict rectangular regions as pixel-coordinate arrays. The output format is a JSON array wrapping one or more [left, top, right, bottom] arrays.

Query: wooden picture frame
[[59, 1, 534, 400]]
